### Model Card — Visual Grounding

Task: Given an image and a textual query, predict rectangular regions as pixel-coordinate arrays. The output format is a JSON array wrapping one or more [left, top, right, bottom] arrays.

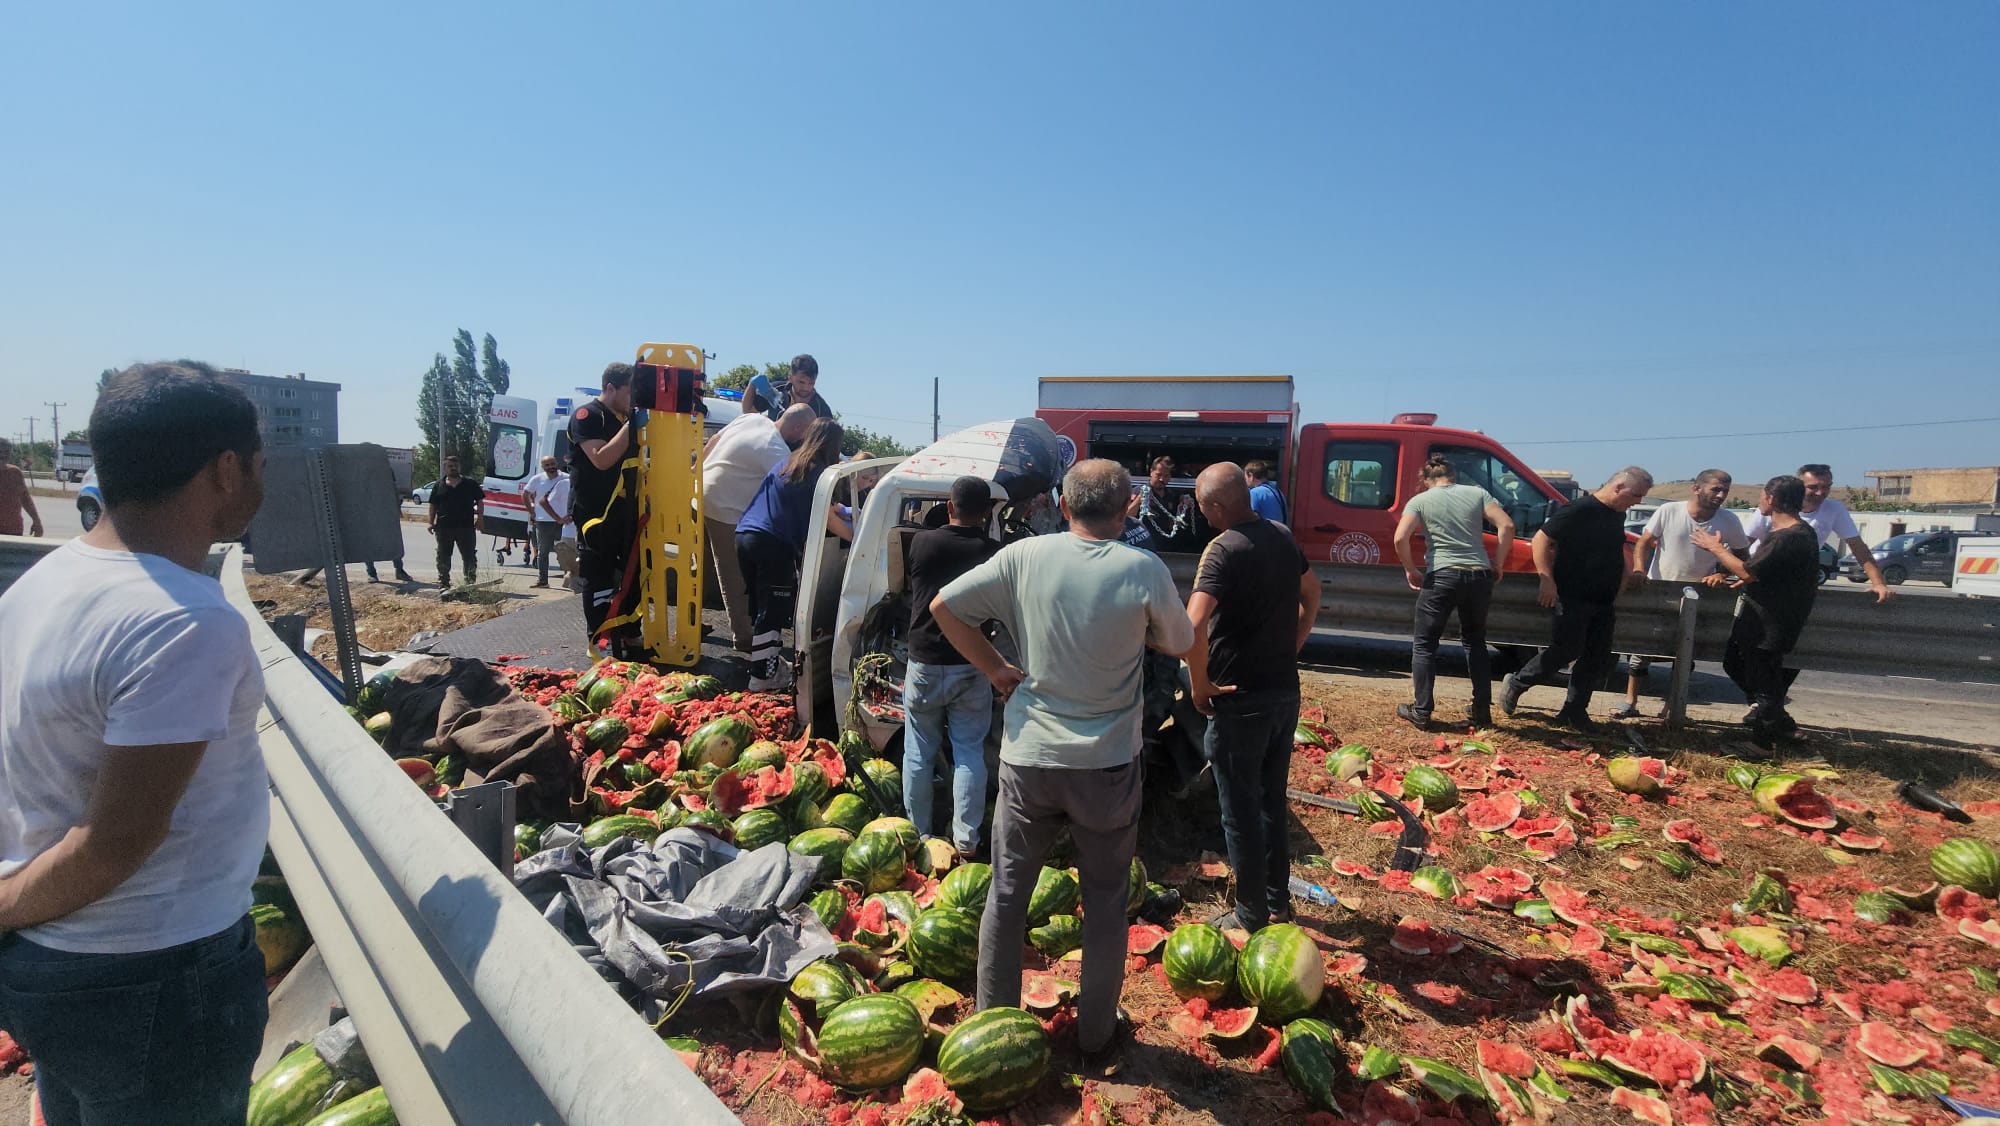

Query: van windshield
[[1430, 444, 1554, 537], [1875, 533, 1923, 554]]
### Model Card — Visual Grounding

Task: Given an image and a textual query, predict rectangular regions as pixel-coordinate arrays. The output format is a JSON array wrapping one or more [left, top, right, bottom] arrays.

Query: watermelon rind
[[1026, 866, 1081, 925], [1852, 892, 1907, 925], [892, 978, 964, 1023], [299, 1086, 394, 1126], [581, 716, 630, 753], [789, 827, 856, 882], [1929, 837, 2000, 897], [731, 809, 790, 851], [1235, 923, 1325, 1023], [1162, 923, 1237, 1002], [1356, 1044, 1402, 1081], [1279, 1018, 1342, 1111], [908, 907, 981, 981], [936, 1006, 1050, 1114], [821, 793, 874, 836], [581, 814, 661, 849], [789, 959, 859, 1016], [1400, 764, 1460, 811], [1402, 1055, 1488, 1104], [1027, 914, 1082, 958], [685, 716, 756, 770], [1410, 866, 1460, 899], [1866, 1062, 1951, 1098], [815, 993, 926, 1090], [248, 1042, 338, 1126], [937, 862, 993, 915], [842, 829, 909, 894]]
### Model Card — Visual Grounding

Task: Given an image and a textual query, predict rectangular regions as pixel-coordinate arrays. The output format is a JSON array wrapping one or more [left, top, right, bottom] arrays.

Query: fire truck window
[[1432, 445, 1548, 537], [1323, 441, 1398, 509]]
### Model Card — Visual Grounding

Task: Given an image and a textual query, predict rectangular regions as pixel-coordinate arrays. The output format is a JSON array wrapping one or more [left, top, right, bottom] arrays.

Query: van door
[[482, 394, 538, 540], [795, 460, 880, 738], [1915, 533, 1952, 582], [1292, 425, 1403, 564], [1425, 441, 1562, 571]]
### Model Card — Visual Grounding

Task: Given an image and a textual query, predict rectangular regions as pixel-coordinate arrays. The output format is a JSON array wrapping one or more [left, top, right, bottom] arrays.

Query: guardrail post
[[442, 781, 518, 879], [306, 449, 363, 698], [1664, 586, 1701, 729]]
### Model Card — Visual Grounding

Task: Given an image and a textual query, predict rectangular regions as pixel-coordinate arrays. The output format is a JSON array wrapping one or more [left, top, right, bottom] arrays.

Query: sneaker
[[1609, 703, 1642, 720], [1206, 906, 1264, 933], [1395, 703, 1430, 731], [1497, 676, 1525, 716]]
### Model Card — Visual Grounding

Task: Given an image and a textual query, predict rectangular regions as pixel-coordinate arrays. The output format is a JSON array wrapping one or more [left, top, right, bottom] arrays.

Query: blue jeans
[[1204, 687, 1301, 930], [0, 914, 268, 1126], [902, 659, 994, 851]]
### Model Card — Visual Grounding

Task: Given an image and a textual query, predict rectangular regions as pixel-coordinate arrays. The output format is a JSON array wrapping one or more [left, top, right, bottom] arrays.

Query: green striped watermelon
[[1280, 1018, 1342, 1112], [685, 716, 757, 770], [1400, 764, 1460, 811], [1028, 914, 1082, 958], [581, 814, 660, 849], [582, 674, 627, 714], [1237, 923, 1325, 1023], [815, 993, 926, 1090], [808, 888, 849, 933], [789, 761, 832, 808], [790, 959, 860, 1014], [731, 809, 790, 851], [301, 1086, 395, 1126], [851, 759, 905, 814], [937, 862, 993, 914], [843, 829, 909, 894], [908, 907, 981, 981], [1163, 923, 1237, 1002], [937, 1006, 1051, 1113], [1931, 837, 2000, 897], [247, 1042, 337, 1126], [789, 827, 856, 881], [1126, 857, 1148, 916], [821, 793, 874, 835], [581, 716, 630, 753], [862, 816, 922, 861], [1026, 866, 1080, 925]]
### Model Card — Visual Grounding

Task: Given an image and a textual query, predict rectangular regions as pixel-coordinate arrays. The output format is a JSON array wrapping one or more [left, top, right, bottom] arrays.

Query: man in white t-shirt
[[523, 455, 567, 588], [0, 362, 270, 1124], [1744, 462, 1891, 604], [1613, 469, 1748, 718], [700, 403, 814, 652], [546, 470, 578, 587]]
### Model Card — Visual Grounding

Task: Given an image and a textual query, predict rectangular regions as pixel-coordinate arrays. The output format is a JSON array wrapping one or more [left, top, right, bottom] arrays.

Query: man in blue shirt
[[1245, 461, 1287, 524]]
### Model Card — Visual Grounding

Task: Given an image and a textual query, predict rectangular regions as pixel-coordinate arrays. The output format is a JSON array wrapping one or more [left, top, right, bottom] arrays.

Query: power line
[[1509, 415, 2000, 447]]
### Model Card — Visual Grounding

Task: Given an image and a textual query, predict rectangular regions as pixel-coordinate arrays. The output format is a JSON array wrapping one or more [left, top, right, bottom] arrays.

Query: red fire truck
[[1034, 375, 1569, 571]]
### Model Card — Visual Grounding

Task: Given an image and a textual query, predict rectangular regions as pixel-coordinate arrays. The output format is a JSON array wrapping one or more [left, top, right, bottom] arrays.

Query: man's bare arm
[[931, 596, 1023, 698], [0, 742, 206, 930], [1844, 534, 1892, 603], [1532, 530, 1560, 608], [1392, 509, 1423, 586], [1484, 502, 1515, 577], [1296, 566, 1322, 651]]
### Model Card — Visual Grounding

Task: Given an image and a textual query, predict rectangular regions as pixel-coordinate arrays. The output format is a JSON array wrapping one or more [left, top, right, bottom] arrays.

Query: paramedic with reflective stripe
[[568, 363, 642, 651]]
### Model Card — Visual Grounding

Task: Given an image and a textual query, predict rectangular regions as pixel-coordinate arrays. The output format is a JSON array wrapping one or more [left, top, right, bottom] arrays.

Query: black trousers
[[1410, 567, 1494, 717], [735, 529, 798, 673], [434, 525, 476, 582], [1724, 609, 1794, 728], [1513, 598, 1617, 715], [578, 501, 637, 643]]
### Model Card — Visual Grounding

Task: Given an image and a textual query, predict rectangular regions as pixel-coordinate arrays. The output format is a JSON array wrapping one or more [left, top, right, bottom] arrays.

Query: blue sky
[[2, 3, 1995, 488]]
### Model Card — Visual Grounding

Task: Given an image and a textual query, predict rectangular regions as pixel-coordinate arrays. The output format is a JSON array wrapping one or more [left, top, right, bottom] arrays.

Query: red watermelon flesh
[[1522, 821, 1578, 860], [1936, 885, 1991, 923], [1389, 917, 1464, 956], [1203, 1007, 1259, 1040], [1757, 968, 1820, 1004], [1127, 924, 1170, 956], [1834, 829, 1887, 852], [1474, 1038, 1536, 1078], [1661, 819, 1724, 865], [1327, 952, 1368, 976], [852, 898, 889, 941], [1609, 1087, 1673, 1126], [1756, 1035, 1823, 1071], [1021, 975, 1068, 1011], [1167, 1010, 1205, 1040], [1962, 916, 2000, 947], [1462, 792, 1523, 833], [709, 764, 795, 817], [1361, 1082, 1421, 1123], [1599, 1027, 1707, 1088], [1504, 815, 1565, 840], [1854, 1021, 1928, 1067], [1465, 865, 1534, 908], [1331, 859, 1380, 880], [1768, 782, 1839, 830], [897, 1068, 958, 1114]]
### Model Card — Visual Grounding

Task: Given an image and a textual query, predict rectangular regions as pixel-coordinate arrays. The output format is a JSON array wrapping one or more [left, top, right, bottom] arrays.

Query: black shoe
[[1497, 676, 1524, 716], [1395, 704, 1431, 731], [1555, 710, 1601, 734], [1466, 709, 1493, 729], [1078, 1008, 1134, 1079], [395, 570, 415, 583]]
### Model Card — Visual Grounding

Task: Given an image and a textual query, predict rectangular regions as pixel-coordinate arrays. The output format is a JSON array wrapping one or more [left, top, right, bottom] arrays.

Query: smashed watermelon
[[1461, 791, 1523, 833]]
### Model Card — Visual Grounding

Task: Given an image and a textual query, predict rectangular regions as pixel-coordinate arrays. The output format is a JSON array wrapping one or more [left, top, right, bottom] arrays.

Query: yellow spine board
[[634, 342, 705, 667]]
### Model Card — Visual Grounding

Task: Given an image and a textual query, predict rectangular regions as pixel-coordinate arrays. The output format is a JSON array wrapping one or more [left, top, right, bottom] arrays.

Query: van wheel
[[1882, 565, 1907, 585]]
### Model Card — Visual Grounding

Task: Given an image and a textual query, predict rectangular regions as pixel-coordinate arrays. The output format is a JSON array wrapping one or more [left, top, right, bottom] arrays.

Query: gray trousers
[[704, 517, 753, 652], [978, 756, 1142, 1053]]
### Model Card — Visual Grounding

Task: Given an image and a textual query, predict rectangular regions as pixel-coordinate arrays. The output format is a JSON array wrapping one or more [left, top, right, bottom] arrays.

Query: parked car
[[411, 480, 437, 505], [76, 468, 102, 531], [1847, 529, 1999, 586]]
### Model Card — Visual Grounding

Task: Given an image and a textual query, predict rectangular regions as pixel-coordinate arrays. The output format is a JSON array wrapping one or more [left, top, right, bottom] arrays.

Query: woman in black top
[[1694, 475, 1819, 748]]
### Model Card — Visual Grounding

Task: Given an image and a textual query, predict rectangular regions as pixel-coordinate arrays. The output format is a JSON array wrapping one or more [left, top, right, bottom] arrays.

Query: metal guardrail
[[0, 537, 736, 1125], [1162, 555, 2000, 717]]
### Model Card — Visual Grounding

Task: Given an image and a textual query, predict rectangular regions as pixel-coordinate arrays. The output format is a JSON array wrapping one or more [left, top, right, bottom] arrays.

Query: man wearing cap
[[901, 477, 1002, 860]]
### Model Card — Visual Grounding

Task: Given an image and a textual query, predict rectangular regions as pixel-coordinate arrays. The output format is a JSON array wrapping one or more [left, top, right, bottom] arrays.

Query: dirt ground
[[243, 573, 510, 669]]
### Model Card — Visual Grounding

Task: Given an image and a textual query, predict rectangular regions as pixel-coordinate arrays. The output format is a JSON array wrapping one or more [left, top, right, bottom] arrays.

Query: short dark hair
[[950, 475, 995, 517], [601, 363, 634, 391], [791, 354, 819, 379], [1244, 460, 1272, 482], [1150, 455, 1174, 472], [1797, 463, 1832, 481], [1765, 475, 1806, 515], [92, 362, 261, 507], [1694, 468, 1731, 487]]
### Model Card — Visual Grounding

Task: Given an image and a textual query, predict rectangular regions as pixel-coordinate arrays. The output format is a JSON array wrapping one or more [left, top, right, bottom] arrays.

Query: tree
[[714, 363, 757, 392], [837, 423, 917, 459], [62, 429, 88, 445], [414, 330, 510, 477]]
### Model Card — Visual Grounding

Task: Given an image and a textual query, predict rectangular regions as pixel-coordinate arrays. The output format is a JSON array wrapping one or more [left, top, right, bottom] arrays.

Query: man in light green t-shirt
[[1391, 455, 1515, 729], [934, 458, 1195, 1074]]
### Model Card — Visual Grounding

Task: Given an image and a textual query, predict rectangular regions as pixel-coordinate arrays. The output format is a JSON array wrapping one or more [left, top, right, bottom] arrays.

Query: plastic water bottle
[[1288, 876, 1338, 908]]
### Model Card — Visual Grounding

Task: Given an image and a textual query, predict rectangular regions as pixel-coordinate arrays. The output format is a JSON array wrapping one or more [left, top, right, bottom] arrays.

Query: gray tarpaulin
[[513, 826, 836, 1022]]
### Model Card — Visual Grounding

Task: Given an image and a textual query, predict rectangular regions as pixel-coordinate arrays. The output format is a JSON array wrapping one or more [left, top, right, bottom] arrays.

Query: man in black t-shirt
[[567, 364, 642, 649], [1499, 467, 1652, 731], [903, 477, 1002, 858], [1694, 475, 1820, 748], [746, 353, 835, 422], [1187, 463, 1321, 933], [427, 455, 485, 589]]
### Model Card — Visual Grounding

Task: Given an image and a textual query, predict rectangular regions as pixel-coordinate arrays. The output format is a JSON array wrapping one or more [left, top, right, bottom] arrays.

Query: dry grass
[[245, 574, 510, 667]]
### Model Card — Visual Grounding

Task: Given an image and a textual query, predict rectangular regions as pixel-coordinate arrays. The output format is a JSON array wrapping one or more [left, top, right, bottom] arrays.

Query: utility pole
[[45, 402, 66, 485], [932, 377, 940, 443], [22, 418, 36, 483]]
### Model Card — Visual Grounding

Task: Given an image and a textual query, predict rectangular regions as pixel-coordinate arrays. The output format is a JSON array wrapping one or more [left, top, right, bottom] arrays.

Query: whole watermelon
[[1026, 866, 1081, 925], [814, 993, 926, 1090], [685, 716, 757, 770], [807, 888, 849, 933], [937, 862, 993, 914], [788, 827, 856, 881], [1400, 764, 1460, 811], [851, 758, 904, 814], [1163, 923, 1237, 1002], [738, 741, 788, 772], [861, 816, 921, 862], [1931, 837, 2000, 897], [821, 793, 874, 835], [843, 829, 909, 894], [247, 1042, 336, 1126], [251, 903, 309, 975], [908, 907, 981, 981], [789, 761, 832, 808], [300, 1086, 394, 1126], [937, 1006, 1051, 1113], [1126, 857, 1148, 916], [1237, 923, 1325, 1023], [582, 814, 661, 849], [1279, 1018, 1342, 1112], [581, 716, 630, 753], [789, 959, 859, 1014], [550, 694, 589, 723], [583, 674, 627, 714], [732, 809, 790, 851], [354, 671, 394, 717]]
